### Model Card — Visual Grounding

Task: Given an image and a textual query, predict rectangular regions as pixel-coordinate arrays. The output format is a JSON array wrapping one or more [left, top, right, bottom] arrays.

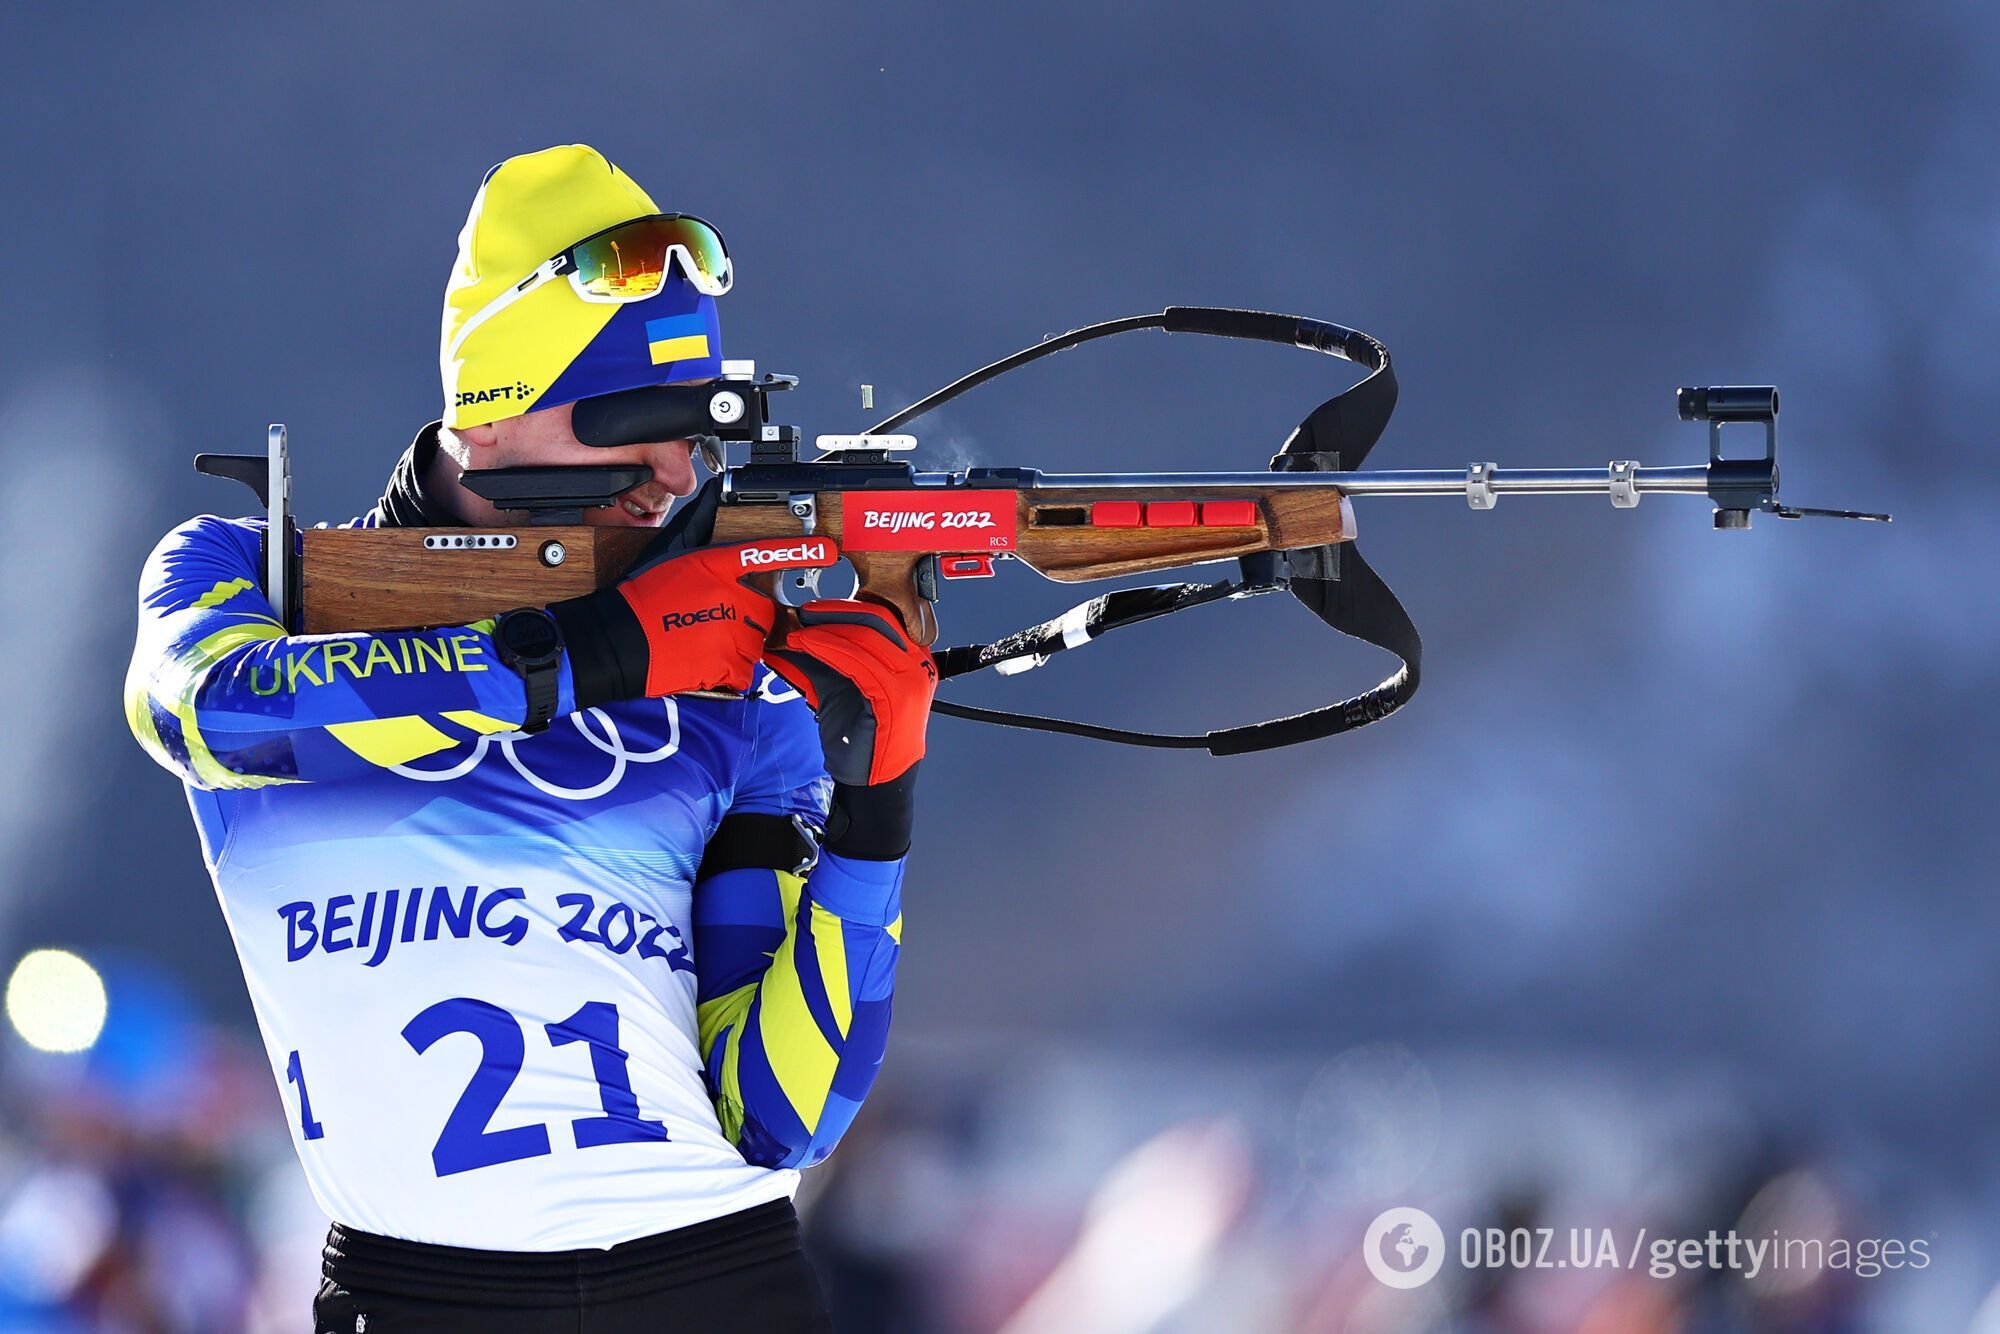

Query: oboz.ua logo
[[740, 540, 832, 568], [1363, 1207, 1447, 1289], [661, 603, 738, 630], [456, 380, 535, 408]]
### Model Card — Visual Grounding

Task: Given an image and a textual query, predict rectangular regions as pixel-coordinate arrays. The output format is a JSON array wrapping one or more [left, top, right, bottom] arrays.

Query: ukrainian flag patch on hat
[[532, 270, 723, 409], [645, 314, 712, 366]]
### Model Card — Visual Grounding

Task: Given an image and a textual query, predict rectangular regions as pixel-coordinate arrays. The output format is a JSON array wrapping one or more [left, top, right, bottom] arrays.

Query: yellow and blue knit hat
[[439, 144, 723, 429]]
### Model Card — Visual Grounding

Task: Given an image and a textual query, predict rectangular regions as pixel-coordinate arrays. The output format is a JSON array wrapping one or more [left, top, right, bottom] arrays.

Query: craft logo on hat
[[455, 380, 537, 409]]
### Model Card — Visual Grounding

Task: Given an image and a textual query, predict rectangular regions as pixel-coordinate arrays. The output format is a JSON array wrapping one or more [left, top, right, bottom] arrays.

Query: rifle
[[195, 307, 1887, 755]]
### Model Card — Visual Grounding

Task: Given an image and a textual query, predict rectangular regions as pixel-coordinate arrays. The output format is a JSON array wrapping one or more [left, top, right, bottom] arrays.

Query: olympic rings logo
[[390, 700, 683, 801], [386, 674, 802, 801]]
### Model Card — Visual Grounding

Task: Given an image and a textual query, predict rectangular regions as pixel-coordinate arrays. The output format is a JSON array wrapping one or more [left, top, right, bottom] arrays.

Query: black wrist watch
[[493, 608, 564, 734]]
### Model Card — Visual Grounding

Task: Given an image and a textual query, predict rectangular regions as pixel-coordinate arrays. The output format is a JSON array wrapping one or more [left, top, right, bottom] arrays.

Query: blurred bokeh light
[[5, 949, 107, 1054]]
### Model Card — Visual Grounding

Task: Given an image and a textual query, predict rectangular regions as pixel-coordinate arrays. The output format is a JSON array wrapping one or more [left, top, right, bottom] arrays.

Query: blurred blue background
[[1, 2, 1992, 1329]]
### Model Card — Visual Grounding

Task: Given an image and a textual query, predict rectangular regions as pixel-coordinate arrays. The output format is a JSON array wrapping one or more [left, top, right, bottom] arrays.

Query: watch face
[[500, 611, 561, 663]]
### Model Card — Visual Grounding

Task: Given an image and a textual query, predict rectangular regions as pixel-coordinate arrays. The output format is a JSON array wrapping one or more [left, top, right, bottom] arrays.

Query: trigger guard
[[774, 567, 821, 608], [774, 559, 858, 608]]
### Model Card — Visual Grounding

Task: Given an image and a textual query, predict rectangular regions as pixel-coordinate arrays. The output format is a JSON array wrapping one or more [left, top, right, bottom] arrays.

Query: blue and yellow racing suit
[[124, 492, 903, 1251]]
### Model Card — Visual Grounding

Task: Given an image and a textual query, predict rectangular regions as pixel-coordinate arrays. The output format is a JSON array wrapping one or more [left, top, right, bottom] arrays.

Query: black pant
[[314, 1199, 833, 1333]]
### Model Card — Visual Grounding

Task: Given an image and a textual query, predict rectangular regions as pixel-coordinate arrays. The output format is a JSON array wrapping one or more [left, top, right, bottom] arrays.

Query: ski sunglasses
[[447, 213, 731, 358]]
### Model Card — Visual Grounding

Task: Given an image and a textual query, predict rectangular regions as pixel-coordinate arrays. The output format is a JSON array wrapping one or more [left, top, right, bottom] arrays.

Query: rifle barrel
[[1001, 464, 1715, 497]]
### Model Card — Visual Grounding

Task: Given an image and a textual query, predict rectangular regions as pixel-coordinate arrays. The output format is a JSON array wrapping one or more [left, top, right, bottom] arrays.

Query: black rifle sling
[[918, 308, 1423, 755]]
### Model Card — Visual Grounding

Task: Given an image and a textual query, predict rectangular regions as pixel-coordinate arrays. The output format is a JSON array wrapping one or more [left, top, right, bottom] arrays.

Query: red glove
[[550, 538, 838, 705], [767, 600, 936, 787]]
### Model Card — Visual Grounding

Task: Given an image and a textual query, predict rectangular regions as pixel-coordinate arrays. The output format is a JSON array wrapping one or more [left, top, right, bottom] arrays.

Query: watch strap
[[496, 608, 562, 734]]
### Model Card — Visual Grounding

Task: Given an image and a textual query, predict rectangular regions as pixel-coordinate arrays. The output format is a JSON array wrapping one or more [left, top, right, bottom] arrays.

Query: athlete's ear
[[457, 422, 501, 451]]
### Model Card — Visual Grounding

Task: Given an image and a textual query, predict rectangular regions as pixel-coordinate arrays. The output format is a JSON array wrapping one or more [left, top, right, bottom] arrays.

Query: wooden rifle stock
[[299, 485, 1355, 645]]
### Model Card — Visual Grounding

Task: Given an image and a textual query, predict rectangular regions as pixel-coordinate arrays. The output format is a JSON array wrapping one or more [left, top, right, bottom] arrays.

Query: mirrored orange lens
[[572, 217, 729, 299]]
